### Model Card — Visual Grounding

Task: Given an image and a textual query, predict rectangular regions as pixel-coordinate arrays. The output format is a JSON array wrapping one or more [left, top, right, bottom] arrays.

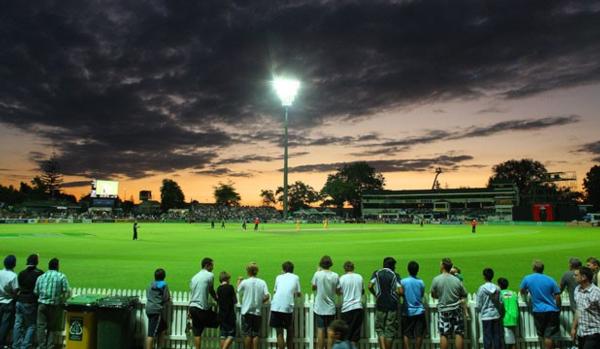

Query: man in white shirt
[[338, 261, 364, 348], [312, 255, 340, 349], [189, 257, 217, 349], [238, 262, 270, 349], [270, 261, 302, 349], [0, 255, 18, 349]]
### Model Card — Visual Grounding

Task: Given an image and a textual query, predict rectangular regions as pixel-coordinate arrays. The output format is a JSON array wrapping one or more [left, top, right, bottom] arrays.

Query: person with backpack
[[475, 268, 502, 349]]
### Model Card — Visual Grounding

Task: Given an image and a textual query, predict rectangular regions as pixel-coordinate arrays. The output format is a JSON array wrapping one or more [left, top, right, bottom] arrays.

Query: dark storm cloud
[[454, 115, 580, 139], [353, 115, 579, 156], [215, 151, 309, 165], [193, 168, 253, 178], [62, 180, 92, 188], [577, 140, 600, 162], [287, 155, 474, 173], [1, 1, 599, 177], [477, 107, 508, 114]]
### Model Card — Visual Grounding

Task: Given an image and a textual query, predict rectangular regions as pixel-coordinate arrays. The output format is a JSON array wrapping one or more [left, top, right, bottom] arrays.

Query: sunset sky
[[1, 1, 599, 205]]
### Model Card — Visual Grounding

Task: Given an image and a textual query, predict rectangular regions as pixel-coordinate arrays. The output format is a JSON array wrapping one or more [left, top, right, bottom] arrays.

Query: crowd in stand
[[1, 255, 600, 349], [0, 205, 282, 223]]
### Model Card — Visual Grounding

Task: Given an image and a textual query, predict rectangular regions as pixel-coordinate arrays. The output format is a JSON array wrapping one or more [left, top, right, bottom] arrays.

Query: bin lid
[[98, 295, 140, 309], [65, 294, 104, 308]]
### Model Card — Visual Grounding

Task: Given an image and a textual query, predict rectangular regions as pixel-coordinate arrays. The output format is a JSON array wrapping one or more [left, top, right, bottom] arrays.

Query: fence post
[[468, 294, 478, 349], [307, 293, 314, 349]]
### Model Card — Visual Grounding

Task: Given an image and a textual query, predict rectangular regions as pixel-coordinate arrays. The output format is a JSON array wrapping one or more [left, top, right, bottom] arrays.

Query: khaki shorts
[[375, 310, 398, 339], [504, 326, 516, 345]]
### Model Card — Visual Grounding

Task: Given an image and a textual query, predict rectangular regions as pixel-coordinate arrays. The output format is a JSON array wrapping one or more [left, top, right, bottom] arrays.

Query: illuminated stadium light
[[273, 77, 300, 220], [273, 78, 300, 107]]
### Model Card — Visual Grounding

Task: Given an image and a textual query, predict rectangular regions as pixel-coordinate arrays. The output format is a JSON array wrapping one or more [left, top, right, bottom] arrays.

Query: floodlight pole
[[283, 106, 289, 220]]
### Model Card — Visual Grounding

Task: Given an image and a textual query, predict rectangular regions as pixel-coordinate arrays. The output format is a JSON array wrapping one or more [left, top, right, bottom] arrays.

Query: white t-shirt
[[311, 270, 340, 315], [339, 272, 364, 312], [271, 273, 301, 313], [237, 277, 270, 315], [189, 269, 214, 310]]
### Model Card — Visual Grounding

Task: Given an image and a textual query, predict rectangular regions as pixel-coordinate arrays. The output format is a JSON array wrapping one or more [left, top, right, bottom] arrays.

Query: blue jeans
[[12, 302, 37, 349], [482, 318, 504, 349], [0, 302, 16, 348]]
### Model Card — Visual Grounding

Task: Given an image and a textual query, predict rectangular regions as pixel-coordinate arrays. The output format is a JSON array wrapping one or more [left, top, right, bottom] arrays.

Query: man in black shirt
[[12, 254, 44, 349], [133, 221, 139, 240], [217, 271, 237, 349]]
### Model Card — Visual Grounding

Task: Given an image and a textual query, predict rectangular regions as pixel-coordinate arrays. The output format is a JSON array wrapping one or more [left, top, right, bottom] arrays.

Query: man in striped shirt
[[571, 266, 600, 349], [34, 258, 70, 349], [369, 257, 402, 349]]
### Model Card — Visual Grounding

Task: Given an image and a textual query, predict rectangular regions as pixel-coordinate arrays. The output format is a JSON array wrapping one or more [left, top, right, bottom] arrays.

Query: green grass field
[[0, 222, 598, 293]]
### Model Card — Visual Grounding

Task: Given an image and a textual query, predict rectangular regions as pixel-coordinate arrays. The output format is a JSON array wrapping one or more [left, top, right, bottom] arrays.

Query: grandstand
[[361, 182, 519, 222]]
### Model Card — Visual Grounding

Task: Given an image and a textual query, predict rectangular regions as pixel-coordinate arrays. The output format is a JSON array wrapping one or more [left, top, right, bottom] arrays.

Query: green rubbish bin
[[64, 295, 104, 349], [96, 296, 140, 349]]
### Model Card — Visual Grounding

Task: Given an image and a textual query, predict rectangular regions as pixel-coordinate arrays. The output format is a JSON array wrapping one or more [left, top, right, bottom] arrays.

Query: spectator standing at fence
[[430, 257, 467, 349], [270, 261, 301, 349], [145, 268, 171, 349], [217, 271, 237, 349], [237, 262, 270, 349], [475, 268, 502, 349], [401, 261, 426, 349], [560, 257, 582, 314], [12, 254, 44, 349], [328, 319, 352, 349], [0, 255, 18, 348], [34, 257, 70, 349], [586, 257, 599, 286], [312, 256, 340, 349], [338, 261, 364, 349], [189, 257, 217, 349], [571, 266, 600, 349], [520, 260, 561, 349], [497, 277, 518, 349], [369, 257, 402, 349]]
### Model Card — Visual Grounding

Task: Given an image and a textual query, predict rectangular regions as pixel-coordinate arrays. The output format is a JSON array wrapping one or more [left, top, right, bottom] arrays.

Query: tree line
[[1, 157, 600, 216]]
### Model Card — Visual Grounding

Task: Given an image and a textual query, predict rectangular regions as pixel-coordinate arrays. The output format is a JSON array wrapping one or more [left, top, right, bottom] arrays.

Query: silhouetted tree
[[321, 162, 385, 217], [276, 181, 321, 212], [259, 189, 277, 207], [214, 182, 241, 206], [584, 165, 600, 210], [160, 179, 185, 211], [40, 154, 63, 200]]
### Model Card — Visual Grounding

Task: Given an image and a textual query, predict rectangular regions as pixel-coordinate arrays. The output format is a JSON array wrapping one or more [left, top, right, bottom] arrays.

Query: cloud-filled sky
[[1, 1, 599, 204]]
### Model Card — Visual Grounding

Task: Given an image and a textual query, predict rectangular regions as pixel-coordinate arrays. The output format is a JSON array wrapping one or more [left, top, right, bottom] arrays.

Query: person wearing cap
[[34, 258, 70, 349], [0, 255, 18, 348], [12, 254, 44, 349]]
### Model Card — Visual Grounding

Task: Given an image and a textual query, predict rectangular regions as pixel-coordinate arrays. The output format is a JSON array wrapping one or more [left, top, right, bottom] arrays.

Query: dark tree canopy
[[259, 189, 276, 207], [276, 181, 321, 212], [160, 178, 185, 211], [321, 161, 385, 216], [488, 159, 549, 201], [40, 155, 64, 199], [214, 182, 241, 206], [584, 165, 600, 210]]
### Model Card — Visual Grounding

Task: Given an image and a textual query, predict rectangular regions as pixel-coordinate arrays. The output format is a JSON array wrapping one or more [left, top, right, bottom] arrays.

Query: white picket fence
[[59, 287, 577, 349]]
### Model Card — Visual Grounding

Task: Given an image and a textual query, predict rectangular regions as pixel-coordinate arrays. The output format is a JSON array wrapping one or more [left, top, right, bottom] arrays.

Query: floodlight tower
[[273, 77, 300, 220]]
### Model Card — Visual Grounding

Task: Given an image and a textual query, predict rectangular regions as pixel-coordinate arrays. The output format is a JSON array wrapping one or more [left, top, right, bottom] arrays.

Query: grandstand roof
[[363, 186, 516, 196]]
